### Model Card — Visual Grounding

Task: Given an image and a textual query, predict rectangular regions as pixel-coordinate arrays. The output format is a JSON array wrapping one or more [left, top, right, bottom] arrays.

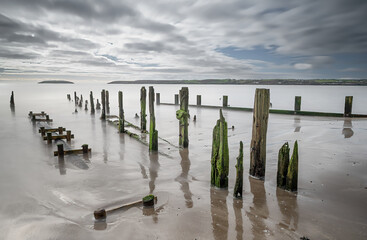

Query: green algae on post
[[176, 87, 189, 148], [294, 96, 301, 111], [142, 194, 155, 206], [277, 142, 290, 189], [234, 141, 243, 198], [222, 95, 228, 107], [249, 88, 270, 180], [149, 86, 158, 151], [140, 87, 147, 131], [118, 91, 124, 133], [344, 96, 353, 117], [286, 141, 298, 192], [211, 109, 229, 188]]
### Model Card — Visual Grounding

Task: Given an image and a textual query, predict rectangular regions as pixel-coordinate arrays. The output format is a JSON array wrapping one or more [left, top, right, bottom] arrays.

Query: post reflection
[[57, 155, 66, 175], [276, 188, 298, 231], [175, 148, 193, 208], [342, 119, 354, 138], [149, 152, 160, 194], [210, 187, 228, 240], [119, 133, 125, 161], [233, 198, 243, 240], [247, 177, 269, 240], [101, 120, 108, 163], [294, 116, 301, 132]]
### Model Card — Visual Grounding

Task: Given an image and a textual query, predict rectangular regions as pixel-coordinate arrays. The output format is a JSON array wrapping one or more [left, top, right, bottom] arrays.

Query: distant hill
[[38, 80, 74, 84], [108, 79, 367, 85]]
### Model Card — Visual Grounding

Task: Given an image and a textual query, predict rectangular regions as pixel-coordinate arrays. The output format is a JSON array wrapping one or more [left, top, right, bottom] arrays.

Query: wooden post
[[96, 99, 101, 110], [46, 115, 50, 121], [57, 144, 64, 156], [101, 90, 106, 120], [90, 91, 95, 114], [344, 96, 353, 117], [286, 141, 298, 192], [74, 91, 77, 106], [10, 91, 15, 106], [40, 127, 45, 136], [47, 132, 52, 144], [118, 91, 124, 133], [140, 87, 147, 132], [234, 141, 243, 198], [85, 100, 88, 110], [66, 130, 72, 142], [67, 94, 71, 101], [211, 109, 229, 188], [106, 90, 110, 114], [149, 86, 158, 151], [156, 93, 160, 105], [294, 96, 301, 111], [58, 127, 64, 134], [223, 95, 228, 107], [82, 144, 89, 154], [197, 95, 201, 106], [79, 95, 83, 107], [174, 94, 179, 105], [249, 88, 270, 180], [276, 142, 290, 189], [176, 87, 189, 148]]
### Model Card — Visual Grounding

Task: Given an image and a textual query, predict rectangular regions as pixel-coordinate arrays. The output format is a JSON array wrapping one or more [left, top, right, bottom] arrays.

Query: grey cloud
[[0, 48, 40, 59]]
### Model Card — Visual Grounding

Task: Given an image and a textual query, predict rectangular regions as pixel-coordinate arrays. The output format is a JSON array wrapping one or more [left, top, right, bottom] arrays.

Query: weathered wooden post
[[156, 93, 160, 105], [47, 132, 52, 144], [10, 91, 15, 106], [106, 90, 110, 114], [276, 142, 290, 189], [140, 87, 147, 132], [234, 141, 243, 198], [85, 100, 88, 110], [118, 91, 124, 133], [211, 109, 229, 188], [57, 144, 64, 156], [66, 130, 72, 142], [58, 127, 64, 134], [46, 115, 50, 121], [40, 127, 45, 136], [149, 86, 158, 151], [294, 96, 301, 111], [223, 95, 228, 107], [82, 144, 89, 154], [344, 96, 353, 117], [176, 87, 189, 148], [101, 90, 106, 120], [96, 99, 101, 110], [249, 88, 270, 180], [197, 95, 201, 106], [174, 94, 179, 105], [74, 91, 77, 106], [67, 94, 71, 101], [286, 141, 298, 192], [90, 91, 95, 114], [79, 95, 83, 107]]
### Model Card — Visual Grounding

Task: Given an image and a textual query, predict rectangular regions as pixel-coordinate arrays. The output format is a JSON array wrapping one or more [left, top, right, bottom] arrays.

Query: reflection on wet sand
[[119, 133, 125, 161], [94, 220, 107, 230], [342, 119, 354, 138], [143, 205, 165, 223], [247, 177, 269, 240], [101, 120, 108, 163], [57, 156, 66, 175], [175, 148, 193, 208], [210, 187, 228, 240], [10, 105, 15, 116], [233, 198, 243, 240], [294, 117, 301, 132], [149, 152, 160, 194], [276, 188, 298, 231]]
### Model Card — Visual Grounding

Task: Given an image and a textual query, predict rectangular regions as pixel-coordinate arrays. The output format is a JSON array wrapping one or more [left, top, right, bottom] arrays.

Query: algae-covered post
[[211, 109, 229, 188], [197, 95, 201, 106], [223, 95, 228, 107], [277, 142, 290, 189], [101, 90, 106, 120], [249, 88, 270, 180], [234, 141, 243, 198], [118, 91, 124, 133], [74, 91, 77, 106], [140, 87, 147, 132], [295, 96, 301, 111], [176, 87, 189, 148], [156, 93, 160, 105], [10, 91, 15, 106], [90, 91, 95, 114], [96, 99, 101, 110], [149, 86, 158, 151], [106, 90, 110, 114], [344, 96, 353, 117], [286, 141, 298, 192], [175, 94, 179, 105]]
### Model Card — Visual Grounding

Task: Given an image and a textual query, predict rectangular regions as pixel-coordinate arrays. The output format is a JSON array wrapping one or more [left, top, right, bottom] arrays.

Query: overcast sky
[[0, 0, 366, 81]]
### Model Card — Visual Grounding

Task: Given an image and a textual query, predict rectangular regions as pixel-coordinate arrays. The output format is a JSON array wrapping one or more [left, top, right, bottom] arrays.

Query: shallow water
[[0, 82, 366, 239]]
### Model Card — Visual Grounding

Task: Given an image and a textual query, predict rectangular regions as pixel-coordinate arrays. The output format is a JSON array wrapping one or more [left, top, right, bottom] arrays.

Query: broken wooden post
[[58, 127, 64, 134], [106, 90, 110, 114], [286, 141, 298, 192], [344, 96, 353, 117], [223, 95, 228, 107], [46, 115, 50, 121], [174, 94, 179, 105], [40, 127, 45, 136], [234, 141, 243, 198], [101, 90, 106, 120], [47, 132, 52, 144], [10, 91, 15, 106], [276, 142, 290, 189], [294, 96, 301, 111], [57, 144, 64, 156], [118, 91, 124, 133], [85, 100, 88, 110], [90, 91, 95, 114], [156, 93, 160, 105], [67, 94, 71, 101], [74, 91, 77, 105], [79, 95, 83, 107], [249, 88, 270, 180], [96, 99, 101, 110], [211, 109, 229, 188], [82, 144, 89, 154], [197, 95, 201, 106], [176, 87, 189, 148], [149, 86, 158, 151], [193, 115, 196, 122], [140, 87, 147, 132], [66, 130, 72, 141]]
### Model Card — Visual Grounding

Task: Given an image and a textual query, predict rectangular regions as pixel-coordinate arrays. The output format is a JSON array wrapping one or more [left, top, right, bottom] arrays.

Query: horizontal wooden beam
[[43, 134, 74, 141]]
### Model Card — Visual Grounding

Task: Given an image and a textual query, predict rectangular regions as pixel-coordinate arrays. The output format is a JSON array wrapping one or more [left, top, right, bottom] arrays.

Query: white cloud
[[294, 63, 313, 70]]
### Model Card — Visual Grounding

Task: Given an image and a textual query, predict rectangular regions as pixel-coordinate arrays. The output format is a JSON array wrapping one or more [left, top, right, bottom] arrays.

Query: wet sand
[[0, 84, 367, 240]]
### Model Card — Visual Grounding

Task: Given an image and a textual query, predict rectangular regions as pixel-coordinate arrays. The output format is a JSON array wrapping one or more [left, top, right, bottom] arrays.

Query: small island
[[38, 80, 74, 84]]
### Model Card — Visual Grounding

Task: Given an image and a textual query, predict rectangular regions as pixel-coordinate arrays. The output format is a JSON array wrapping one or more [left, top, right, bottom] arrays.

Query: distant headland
[[109, 79, 367, 86], [38, 80, 74, 84]]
